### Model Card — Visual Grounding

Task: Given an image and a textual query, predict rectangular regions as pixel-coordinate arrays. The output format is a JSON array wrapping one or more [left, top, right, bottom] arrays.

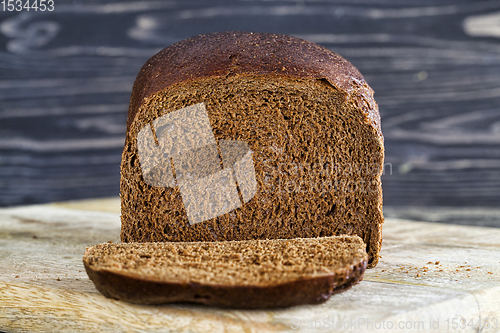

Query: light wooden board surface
[[1, 198, 499, 333]]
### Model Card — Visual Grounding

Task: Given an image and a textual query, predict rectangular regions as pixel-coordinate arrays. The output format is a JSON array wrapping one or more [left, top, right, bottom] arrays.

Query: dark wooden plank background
[[1, 0, 500, 209]]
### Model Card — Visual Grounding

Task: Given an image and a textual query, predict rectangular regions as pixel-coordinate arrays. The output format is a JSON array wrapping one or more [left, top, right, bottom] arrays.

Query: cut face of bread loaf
[[83, 236, 368, 308], [120, 31, 384, 267]]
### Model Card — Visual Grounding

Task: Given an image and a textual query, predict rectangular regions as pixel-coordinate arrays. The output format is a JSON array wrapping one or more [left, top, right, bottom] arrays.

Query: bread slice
[[83, 236, 367, 308], [120, 31, 384, 267]]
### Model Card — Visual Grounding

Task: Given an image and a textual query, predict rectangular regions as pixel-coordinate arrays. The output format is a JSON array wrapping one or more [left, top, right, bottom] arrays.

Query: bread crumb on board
[[384, 261, 493, 279]]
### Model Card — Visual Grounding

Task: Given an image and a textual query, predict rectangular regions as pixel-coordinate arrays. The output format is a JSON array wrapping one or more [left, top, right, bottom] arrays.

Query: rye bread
[[83, 236, 368, 308], [120, 31, 384, 267]]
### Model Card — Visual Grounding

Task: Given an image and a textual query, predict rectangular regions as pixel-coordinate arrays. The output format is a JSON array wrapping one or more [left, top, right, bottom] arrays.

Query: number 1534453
[[2, 0, 54, 11]]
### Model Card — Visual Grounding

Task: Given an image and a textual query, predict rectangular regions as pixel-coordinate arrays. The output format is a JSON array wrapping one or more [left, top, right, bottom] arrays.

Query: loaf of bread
[[83, 236, 368, 308], [120, 31, 384, 267]]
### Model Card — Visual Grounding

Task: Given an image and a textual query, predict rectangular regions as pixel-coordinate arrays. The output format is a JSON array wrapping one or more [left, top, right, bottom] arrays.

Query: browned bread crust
[[83, 236, 368, 308], [126, 31, 382, 139], [120, 31, 384, 268]]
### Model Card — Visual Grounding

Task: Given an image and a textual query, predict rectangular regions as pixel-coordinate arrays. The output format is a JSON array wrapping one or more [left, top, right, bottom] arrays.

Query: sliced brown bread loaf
[[83, 236, 368, 308], [120, 31, 384, 267]]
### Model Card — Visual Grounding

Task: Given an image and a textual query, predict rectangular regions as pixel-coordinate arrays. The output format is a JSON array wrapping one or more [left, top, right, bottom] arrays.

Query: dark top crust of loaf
[[126, 31, 382, 141], [83, 236, 368, 308]]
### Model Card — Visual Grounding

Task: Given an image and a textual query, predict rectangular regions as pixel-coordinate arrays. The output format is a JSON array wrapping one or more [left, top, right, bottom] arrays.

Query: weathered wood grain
[[1, 1, 500, 207], [0, 199, 499, 332]]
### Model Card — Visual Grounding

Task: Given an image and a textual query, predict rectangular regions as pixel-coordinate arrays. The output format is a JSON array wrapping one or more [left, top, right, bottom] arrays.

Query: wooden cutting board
[[1, 198, 499, 333]]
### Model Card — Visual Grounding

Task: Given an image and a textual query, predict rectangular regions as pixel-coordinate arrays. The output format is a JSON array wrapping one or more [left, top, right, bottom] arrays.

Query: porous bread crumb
[[122, 77, 383, 265], [84, 236, 367, 287]]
